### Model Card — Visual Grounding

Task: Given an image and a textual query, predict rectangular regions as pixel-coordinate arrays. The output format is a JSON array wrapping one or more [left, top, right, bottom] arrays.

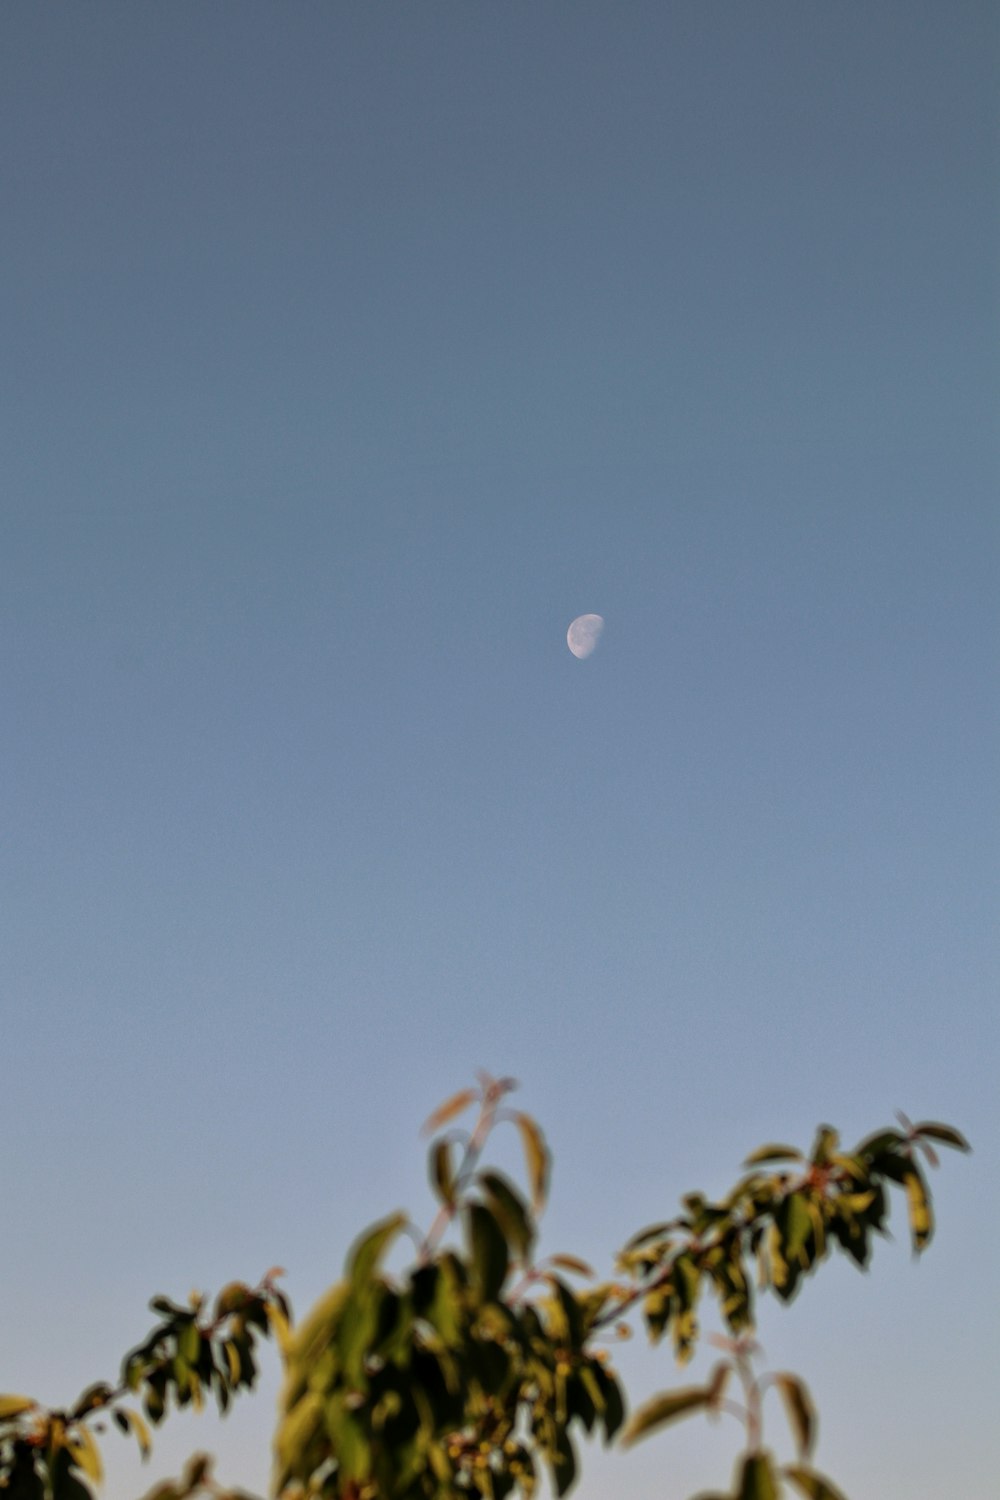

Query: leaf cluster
[[0, 1277, 288, 1500], [615, 1119, 968, 1363], [0, 1085, 968, 1500], [274, 1077, 623, 1500]]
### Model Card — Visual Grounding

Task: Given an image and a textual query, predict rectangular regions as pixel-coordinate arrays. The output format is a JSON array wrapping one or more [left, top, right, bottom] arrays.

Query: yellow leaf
[[120, 1406, 153, 1460], [422, 1088, 478, 1135], [513, 1111, 550, 1212], [265, 1299, 292, 1354], [0, 1394, 37, 1420], [68, 1424, 104, 1485]]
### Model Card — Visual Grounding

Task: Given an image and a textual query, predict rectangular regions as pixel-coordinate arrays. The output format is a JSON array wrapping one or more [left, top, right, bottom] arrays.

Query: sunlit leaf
[[114, 1406, 153, 1460], [0, 1394, 37, 1419], [67, 1425, 103, 1485], [902, 1165, 933, 1252], [513, 1111, 550, 1211], [422, 1088, 478, 1134], [777, 1192, 812, 1264], [621, 1385, 710, 1445], [743, 1144, 804, 1166], [346, 1210, 408, 1285]]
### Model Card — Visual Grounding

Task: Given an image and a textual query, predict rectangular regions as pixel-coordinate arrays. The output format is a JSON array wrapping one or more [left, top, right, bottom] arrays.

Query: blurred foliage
[[1, 1080, 967, 1500]]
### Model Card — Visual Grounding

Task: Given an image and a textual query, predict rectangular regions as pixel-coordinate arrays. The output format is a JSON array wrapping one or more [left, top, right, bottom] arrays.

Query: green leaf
[[783, 1465, 850, 1500], [550, 1426, 577, 1498], [513, 1111, 550, 1211], [743, 1144, 804, 1165], [593, 1363, 625, 1442], [480, 1170, 535, 1260], [771, 1373, 816, 1459], [855, 1128, 905, 1160], [69, 1384, 112, 1420], [346, 1211, 408, 1286], [809, 1127, 839, 1166], [322, 1392, 371, 1482], [430, 1139, 457, 1207], [66, 1426, 103, 1485], [467, 1201, 510, 1301], [737, 1451, 780, 1500], [777, 1192, 813, 1265], [0, 1394, 37, 1419], [621, 1385, 710, 1445], [213, 1282, 251, 1318], [902, 1164, 933, 1252], [913, 1122, 970, 1152]]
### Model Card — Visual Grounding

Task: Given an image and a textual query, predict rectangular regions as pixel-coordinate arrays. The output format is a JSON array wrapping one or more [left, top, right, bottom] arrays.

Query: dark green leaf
[[430, 1139, 457, 1207], [913, 1122, 970, 1152], [480, 1170, 535, 1260], [737, 1451, 780, 1500], [621, 1385, 710, 1445], [783, 1465, 850, 1500], [467, 1201, 510, 1301]]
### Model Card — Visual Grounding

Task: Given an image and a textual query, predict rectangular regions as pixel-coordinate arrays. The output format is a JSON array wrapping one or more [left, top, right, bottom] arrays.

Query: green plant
[[0, 1080, 968, 1500]]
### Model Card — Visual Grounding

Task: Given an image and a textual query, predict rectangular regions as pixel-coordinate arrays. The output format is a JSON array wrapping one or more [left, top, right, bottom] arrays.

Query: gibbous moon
[[566, 613, 605, 659]]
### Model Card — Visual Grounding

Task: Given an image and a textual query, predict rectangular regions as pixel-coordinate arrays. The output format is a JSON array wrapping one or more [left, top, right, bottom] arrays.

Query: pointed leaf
[[513, 1111, 550, 1211], [783, 1465, 849, 1500], [67, 1426, 103, 1485], [467, 1201, 510, 1301], [902, 1165, 933, 1252], [743, 1144, 804, 1166], [430, 1139, 457, 1207], [0, 1394, 38, 1419], [422, 1088, 478, 1134], [737, 1451, 780, 1500], [913, 1122, 970, 1152], [346, 1211, 408, 1285], [621, 1385, 710, 1445], [116, 1406, 153, 1460], [480, 1170, 535, 1259], [771, 1373, 816, 1459]]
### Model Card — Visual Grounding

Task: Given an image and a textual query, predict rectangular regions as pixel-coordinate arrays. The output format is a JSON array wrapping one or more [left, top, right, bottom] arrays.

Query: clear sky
[[2, 5, 997, 1498]]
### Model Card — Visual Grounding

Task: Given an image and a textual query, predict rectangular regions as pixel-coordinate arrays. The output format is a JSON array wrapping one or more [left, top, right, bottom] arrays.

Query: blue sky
[[2, 4, 997, 1498]]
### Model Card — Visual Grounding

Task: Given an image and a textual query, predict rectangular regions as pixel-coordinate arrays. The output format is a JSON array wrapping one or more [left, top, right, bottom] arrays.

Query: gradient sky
[[2, 5, 997, 1498]]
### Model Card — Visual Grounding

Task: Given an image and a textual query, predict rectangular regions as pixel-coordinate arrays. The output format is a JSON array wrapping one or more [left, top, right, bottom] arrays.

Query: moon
[[566, 613, 605, 659]]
